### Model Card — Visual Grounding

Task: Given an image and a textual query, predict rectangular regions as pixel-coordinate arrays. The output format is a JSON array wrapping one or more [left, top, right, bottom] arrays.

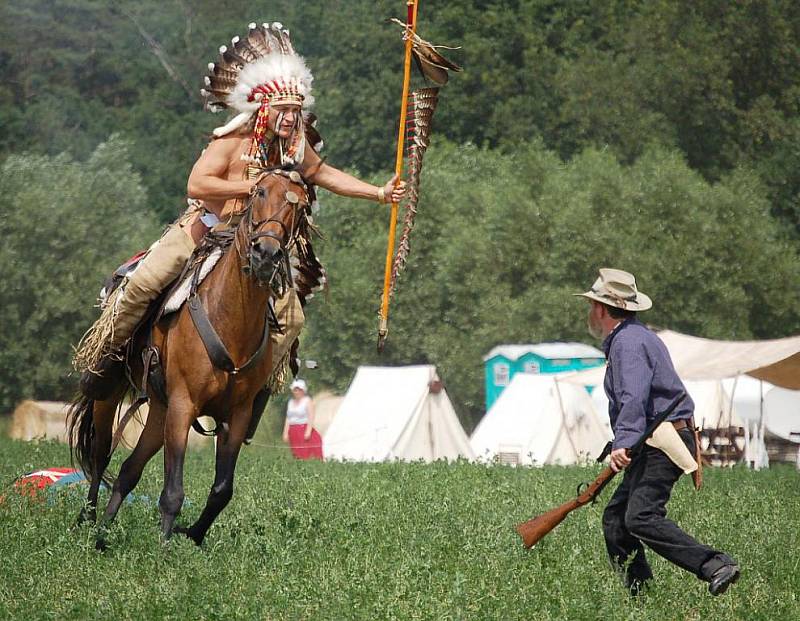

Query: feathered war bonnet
[[201, 22, 314, 164]]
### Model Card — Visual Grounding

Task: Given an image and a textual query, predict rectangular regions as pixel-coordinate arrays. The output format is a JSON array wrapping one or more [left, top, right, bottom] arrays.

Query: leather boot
[[79, 354, 125, 400]]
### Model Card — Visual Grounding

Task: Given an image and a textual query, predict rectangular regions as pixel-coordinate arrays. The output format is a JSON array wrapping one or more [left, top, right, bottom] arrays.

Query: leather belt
[[672, 419, 688, 430]]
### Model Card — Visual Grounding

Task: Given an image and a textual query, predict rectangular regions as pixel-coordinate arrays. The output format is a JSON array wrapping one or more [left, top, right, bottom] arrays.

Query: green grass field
[[0, 432, 798, 621]]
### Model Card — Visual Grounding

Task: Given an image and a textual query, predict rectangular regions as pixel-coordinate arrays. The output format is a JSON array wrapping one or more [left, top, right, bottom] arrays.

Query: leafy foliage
[[1, 0, 799, 232], [305, 141, 800, 425], [0, 138, 159, 411]]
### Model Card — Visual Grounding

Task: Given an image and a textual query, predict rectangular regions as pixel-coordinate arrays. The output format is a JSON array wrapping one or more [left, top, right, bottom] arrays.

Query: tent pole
[[728, 375, 741, 467], [552, 378, 580, 462], [725, 375, 738, 428], [744, 420, 751, 467], [757, 380, 768, 470], [427, 397, 435, 460]]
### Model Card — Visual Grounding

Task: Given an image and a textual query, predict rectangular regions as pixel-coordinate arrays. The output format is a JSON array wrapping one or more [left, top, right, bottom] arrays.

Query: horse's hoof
[[174, 525, 202, 546], [72, 509, 96, 530], [95, 538, 108, 552]]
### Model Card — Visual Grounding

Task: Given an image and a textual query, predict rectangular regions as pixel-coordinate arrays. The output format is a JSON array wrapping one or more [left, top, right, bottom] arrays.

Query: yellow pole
[[378, 0, 419, 351]]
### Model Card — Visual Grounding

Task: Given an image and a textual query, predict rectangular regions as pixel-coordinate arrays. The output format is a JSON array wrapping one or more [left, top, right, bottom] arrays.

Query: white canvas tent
[[562, 330, 800, 391], [681, 380, 746, 466], [721, 376, 771, 425], [764, 387, 800, 443], [323, 366, 474, 463], [470, 374, 611, 466], [658, 330, 800, 390], [311, 391, 344, 437], [763, 386, 800, 468], [721, 376, 771, 468], [722, 376, 800, 467], [682, 380, 743, 430]]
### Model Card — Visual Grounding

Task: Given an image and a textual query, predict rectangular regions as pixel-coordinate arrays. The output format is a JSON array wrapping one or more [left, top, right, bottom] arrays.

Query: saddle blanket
[[101, 248, 224, 315], [103, 243, 310, 318], [163, 248, 223, 314]]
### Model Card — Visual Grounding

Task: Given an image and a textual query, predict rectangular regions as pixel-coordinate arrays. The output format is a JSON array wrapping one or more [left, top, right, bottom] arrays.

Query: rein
[[187, 170, 308, 378]]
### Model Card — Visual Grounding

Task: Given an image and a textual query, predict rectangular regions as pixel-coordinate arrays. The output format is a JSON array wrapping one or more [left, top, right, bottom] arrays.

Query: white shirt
[[286, 396, 311, 426]]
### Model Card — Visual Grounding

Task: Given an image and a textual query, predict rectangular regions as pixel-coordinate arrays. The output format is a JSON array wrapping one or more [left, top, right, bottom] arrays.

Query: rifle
[[515, 395, 685, 549]]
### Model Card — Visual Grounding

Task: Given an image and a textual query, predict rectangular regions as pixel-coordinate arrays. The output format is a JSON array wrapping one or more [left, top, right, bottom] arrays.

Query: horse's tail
[[66, 394, 96, 477]]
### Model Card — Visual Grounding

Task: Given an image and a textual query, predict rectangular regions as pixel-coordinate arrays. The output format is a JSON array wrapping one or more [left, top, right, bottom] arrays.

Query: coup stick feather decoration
[[389, 87, 439, 294]]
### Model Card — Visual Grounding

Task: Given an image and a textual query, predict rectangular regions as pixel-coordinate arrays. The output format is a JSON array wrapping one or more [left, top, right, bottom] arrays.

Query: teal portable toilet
[[483, 343, 605, 410]]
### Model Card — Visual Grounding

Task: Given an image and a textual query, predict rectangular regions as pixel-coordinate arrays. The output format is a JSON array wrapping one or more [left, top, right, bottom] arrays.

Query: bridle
[[237, 169, 308, 297]]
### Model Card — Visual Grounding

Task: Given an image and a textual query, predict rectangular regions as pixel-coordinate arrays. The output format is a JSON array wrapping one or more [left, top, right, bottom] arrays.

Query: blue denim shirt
[[603, 318, 693, 450]]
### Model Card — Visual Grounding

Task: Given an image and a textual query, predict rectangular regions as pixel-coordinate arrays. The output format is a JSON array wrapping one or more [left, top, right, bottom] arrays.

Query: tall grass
[[0, 435, 797, 620]]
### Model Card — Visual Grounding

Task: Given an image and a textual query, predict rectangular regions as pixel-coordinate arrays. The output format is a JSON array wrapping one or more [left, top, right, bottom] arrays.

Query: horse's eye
[[257, 188, 266, 198]]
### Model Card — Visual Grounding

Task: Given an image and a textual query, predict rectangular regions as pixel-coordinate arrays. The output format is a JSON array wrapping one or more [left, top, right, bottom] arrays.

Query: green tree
[[0, 137, 159, 411], [303, 140, 800, 426], [3, 0, 800, 233]]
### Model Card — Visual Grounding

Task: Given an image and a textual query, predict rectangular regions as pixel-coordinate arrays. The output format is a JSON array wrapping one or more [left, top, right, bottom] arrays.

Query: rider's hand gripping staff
[[377, 1, 461, 351], [516, 395, 686, 549]]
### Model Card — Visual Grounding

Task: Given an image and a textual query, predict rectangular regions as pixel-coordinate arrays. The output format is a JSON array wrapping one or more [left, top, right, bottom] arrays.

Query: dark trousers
[[603, 428, 734, 587]]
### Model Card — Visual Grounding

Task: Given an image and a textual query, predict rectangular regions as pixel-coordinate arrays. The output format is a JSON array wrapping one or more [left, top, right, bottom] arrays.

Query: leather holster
[[646, 421, 702, 491]]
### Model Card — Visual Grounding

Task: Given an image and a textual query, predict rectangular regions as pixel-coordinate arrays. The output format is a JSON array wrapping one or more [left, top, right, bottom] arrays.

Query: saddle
[[99, 250, 147, 304]]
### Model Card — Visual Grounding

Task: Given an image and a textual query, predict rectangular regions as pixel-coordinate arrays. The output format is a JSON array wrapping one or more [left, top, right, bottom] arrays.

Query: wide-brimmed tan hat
[[575, 268, 652, 311]]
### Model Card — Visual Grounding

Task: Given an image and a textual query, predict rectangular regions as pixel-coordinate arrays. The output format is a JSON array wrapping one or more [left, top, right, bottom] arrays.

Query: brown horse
[[68, 170, 309, 548]]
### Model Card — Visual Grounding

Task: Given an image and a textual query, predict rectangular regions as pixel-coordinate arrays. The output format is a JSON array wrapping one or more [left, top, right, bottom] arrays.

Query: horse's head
[[242, 170, 309, 293]]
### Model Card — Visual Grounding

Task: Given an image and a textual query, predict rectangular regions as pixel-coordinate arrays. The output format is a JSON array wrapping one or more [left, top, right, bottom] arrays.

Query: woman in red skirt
[[282, 379, 323, 460]]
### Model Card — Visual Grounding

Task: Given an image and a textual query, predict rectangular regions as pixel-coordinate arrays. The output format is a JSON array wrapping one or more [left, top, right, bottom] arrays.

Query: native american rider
[[75, 22, 405, 438]]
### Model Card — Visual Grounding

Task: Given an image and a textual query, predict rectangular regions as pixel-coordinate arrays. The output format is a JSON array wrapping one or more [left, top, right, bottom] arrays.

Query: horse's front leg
[[176, 405, 249, 546], [159, 393, 196, 540]]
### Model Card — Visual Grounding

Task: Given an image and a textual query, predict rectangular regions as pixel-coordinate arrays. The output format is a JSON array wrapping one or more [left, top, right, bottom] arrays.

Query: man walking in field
[[578, 268, 740, 596]]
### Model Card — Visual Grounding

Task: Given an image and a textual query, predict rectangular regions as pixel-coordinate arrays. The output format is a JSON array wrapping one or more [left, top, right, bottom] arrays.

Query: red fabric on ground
[[288, 424, 323, 460], [15, 468, 77, 495]]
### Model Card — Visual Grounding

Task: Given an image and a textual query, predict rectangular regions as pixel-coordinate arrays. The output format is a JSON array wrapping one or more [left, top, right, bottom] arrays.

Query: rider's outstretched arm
[[187, 136, 253, 201], [302, 147, 405, 204]]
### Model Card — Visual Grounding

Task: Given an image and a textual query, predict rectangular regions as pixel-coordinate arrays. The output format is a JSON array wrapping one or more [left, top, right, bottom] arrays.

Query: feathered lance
[[377, 5, 461, 351], [378, 0, 420, 352]]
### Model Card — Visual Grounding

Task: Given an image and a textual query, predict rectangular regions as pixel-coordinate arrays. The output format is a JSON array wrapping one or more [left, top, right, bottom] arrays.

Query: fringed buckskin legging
[[111, 224, 196, 349]]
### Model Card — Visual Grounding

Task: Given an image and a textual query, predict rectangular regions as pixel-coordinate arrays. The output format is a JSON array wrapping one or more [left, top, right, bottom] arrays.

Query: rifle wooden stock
[[516, 465, 616, 548], [516, 395, 687, 549]]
